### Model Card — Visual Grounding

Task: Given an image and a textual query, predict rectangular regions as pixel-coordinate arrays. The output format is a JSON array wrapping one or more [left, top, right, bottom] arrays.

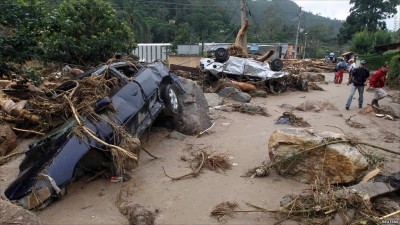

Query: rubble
[[0, 199, 42, 225]]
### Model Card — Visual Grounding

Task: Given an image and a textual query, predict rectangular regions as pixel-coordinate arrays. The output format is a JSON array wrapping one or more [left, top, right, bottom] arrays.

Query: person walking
[[369, 64, 390, 107], [334, 59, 347, 84], [347, 58, 356, 74], [345, 60, 370, 110]]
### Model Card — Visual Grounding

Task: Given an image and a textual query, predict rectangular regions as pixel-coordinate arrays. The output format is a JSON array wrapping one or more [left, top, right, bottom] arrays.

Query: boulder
[[0, 199, 42, 225], [231, 92, 251, 102], [218, 86, 251, 103], [173, 78, 212, 135], [238, 103, 269, 116], [0, 124, 17, 156], [268, 128, 369, 184], [204, 93, 223, 107], [248, 90, 267, 98]]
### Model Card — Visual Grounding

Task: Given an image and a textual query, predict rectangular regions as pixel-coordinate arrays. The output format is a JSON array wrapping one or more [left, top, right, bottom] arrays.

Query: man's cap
[[360, 60, 367, 65]]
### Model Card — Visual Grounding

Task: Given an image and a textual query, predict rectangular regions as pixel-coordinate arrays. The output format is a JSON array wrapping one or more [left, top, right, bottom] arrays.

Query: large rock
[[204, 93, 223, 107], [0, 125, 17, 156], [217, 86, 251, 103], [173, 78, 212, 135], [0, 199, 42, 225], [268, 128, 369, 184]]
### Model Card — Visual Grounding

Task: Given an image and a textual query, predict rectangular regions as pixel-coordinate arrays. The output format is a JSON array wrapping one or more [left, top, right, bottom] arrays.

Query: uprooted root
[[192, 151, 232, 173], [163, 151, 232, 180], [210, 201, 239, 222], [267, 175, 383, 224]]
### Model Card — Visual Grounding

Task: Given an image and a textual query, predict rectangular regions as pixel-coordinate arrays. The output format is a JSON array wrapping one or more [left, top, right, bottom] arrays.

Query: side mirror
[[94, 97, 111, 113]]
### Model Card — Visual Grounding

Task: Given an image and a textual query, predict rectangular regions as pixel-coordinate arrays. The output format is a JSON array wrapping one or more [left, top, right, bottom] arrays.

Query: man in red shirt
[[369, 65, 390, 107]]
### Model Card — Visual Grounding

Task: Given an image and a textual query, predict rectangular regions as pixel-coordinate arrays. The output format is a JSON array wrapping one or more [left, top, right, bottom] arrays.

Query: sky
[[292, 0, 399, 31]]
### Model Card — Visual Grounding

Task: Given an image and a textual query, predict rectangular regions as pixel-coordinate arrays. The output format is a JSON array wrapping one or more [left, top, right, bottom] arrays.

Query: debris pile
[[275, 112, 310, 127]]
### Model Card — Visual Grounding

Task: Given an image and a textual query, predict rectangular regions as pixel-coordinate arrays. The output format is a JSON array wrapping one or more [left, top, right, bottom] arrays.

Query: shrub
[[358, 52, 397, 70], [386, 54, 400, 89]]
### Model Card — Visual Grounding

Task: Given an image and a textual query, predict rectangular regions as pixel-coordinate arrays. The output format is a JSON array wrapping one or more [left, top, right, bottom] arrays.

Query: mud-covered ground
[[1, 72, 399, 224]]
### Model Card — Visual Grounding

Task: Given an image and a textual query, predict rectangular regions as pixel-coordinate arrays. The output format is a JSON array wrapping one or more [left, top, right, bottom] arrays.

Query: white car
[[200, 48, 289, 93]]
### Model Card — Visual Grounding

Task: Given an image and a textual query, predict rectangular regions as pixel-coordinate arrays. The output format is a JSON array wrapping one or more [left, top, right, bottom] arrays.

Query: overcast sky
[[292, 0, 399, 31]]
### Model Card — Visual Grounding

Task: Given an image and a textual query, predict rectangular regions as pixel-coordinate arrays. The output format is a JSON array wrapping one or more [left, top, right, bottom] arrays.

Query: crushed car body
[[200, 56, 287, 81], [200, 48, 287, 81], [5, 60, 184, 209]]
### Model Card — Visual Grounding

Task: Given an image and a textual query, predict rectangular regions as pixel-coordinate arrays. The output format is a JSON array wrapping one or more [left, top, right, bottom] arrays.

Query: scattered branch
[[12, 127, 45, 136], [162, 152, 205, 181]]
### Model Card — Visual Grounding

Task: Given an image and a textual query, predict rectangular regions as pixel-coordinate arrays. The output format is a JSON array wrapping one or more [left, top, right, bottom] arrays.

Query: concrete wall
[[132, 44, 171, 62], [168, 55, 202, 68]]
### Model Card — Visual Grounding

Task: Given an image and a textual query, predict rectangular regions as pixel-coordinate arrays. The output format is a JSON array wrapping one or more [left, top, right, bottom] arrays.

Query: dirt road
[[1, 72, 399, 224]]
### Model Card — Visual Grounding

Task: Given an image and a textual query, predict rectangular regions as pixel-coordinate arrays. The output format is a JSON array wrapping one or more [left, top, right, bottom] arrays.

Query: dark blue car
[[5, 60, 184, 209]]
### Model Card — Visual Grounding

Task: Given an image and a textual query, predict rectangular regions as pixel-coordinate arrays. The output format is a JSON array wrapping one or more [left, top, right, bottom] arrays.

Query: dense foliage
[[338, 0, 399, 44], [41, 0, 135, 65], [0, 0, 49, 64], [350, 29, 396, 54], [387, 54, 400, 89]]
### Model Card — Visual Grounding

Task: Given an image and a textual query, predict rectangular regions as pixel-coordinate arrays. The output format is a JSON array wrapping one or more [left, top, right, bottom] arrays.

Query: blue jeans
[[346, 85, 364, 108]]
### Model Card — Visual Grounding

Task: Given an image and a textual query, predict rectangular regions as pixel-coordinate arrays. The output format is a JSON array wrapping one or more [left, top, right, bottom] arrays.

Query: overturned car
[[200, 48, 288, 93], [5, 60, 184, 209]]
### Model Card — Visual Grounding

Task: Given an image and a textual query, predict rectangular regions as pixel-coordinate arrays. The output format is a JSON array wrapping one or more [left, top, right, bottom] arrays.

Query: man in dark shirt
[[345, 60, 370, 110]]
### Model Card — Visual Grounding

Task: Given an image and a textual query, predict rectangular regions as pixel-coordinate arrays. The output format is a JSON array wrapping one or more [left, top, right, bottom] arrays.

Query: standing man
[[345, 60, 370, 110], [369, 64, 390, 107], [347, 58, 355, 74]]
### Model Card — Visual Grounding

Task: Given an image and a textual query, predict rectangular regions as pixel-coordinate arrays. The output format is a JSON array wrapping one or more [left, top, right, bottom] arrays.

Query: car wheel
[[161, 84, 180, 116], [269, 78, 287, 94], [301, 79, 308, 91], [270, 58, 284, 71], [214, 48, 229, 63]]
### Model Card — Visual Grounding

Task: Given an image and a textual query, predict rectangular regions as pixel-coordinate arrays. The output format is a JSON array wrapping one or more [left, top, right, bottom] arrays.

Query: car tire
[[269, 78, 287, 94], [270, 58, 284, 71], [214, 48, 229, 63], [301, 79, 308, 92], [160, 84, 180, 116]]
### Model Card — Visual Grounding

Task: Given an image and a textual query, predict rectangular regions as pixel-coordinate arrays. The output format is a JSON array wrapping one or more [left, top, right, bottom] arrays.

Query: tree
[[350, 29, 394, 54], [338, 0, 399, 44], [41, 0, 135, 66], [0, 0, 49, 63]]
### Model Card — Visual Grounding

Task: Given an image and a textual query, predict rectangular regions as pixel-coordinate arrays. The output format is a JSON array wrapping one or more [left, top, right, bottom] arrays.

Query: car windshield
[[30, 119, 75, 149]]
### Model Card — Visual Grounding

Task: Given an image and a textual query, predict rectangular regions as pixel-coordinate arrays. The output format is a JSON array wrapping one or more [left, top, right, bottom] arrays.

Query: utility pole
[[303, 33, 307, 59], [294, 8, 303, 59], [241, 0, 248, 55]]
